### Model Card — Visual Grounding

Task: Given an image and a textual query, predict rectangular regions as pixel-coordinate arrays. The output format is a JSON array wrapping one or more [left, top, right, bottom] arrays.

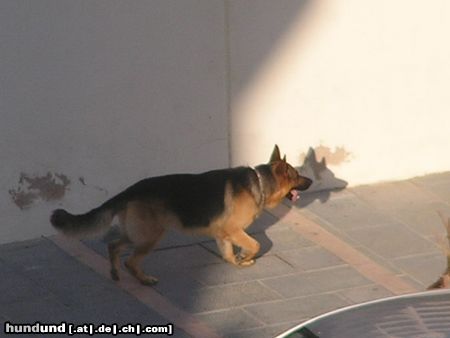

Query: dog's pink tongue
[[290, 189, 300, 202]]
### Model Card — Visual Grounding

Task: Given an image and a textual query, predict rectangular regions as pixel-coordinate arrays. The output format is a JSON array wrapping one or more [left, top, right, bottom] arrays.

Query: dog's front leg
[[229, 230, 260, 266], [216, 238, 238, 265], [216, 232, 260, 267]]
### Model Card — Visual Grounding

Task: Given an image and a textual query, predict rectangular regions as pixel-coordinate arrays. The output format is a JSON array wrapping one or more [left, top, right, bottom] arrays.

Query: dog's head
[[267, 145, 312, 206]]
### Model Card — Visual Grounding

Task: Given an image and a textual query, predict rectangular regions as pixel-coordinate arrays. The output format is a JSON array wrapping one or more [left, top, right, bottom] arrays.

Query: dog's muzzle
[[287, 177, 313, 202]]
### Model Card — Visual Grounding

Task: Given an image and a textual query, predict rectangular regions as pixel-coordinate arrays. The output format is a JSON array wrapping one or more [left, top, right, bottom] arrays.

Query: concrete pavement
[[1, 172, 450, 337]]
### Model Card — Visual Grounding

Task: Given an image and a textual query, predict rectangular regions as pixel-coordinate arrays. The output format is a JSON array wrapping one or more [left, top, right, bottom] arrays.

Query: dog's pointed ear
[[282, 155, 287, 162], [269, 145, 282, 163], [274, 159, 288, 176]]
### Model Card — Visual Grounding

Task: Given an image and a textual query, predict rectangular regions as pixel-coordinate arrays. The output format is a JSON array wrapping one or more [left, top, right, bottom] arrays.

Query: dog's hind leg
[[108, 236, 129, 281], [124, 227, 165, 286], [229, 230, 260, 267]]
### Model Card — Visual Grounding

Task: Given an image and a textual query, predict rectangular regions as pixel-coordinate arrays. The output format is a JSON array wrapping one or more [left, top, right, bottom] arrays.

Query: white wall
[[2, 0, 450, 243], [0, 0, 228, 243], [230, 0, 450, 186]]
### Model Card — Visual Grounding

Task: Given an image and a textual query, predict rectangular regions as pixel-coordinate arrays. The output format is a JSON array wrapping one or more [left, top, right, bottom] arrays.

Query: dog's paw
[[140, 276, 158, 286], [235, 252, 256, 267], [238, 259, 255, 267]]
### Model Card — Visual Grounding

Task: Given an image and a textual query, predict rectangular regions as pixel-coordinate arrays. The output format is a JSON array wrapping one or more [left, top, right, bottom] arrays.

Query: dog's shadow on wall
[[254, 147, 348, 257]]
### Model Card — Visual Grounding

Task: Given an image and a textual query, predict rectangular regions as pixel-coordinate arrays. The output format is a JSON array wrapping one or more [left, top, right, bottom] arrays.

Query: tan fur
[[111, 186, 263, 282], [265, 175, 296, 208], [102, 145, 311, 285]]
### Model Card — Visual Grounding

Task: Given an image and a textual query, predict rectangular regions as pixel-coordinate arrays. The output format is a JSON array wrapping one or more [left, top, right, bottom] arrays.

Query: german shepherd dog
[[51, 145, 312, 285]]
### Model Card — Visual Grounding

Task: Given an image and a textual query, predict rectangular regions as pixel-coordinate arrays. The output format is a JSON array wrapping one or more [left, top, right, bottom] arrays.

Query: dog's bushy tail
[[50, 207, 113, 237]]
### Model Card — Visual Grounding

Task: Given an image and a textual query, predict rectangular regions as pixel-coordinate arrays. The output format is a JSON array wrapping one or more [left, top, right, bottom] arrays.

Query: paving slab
[[200, 226, 315, 258], [244, 294, 349, 325], [262, 266, 372, 298], [190, 255, 295, 286], [394, 253, 447, 287], [350, 181, 439, 211], [167, 280, 282, 313], [349, 244, 404, 275], [303, 191, 394, 230], [345, 222, 437, 259], [276, 245, 346, 271], [397, 273, 428, 290], [256, 226, 316, 251], [195, 308, 263, 335], [386, 201, 450, 237], [337, 284, 393, 304]]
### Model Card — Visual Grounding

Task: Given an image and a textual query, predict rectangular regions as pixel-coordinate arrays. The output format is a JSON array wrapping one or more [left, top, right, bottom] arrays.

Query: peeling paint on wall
[[78, 176, 108, 195], [79, 176, 86, 185], [300, 145, 352, 166], [9, 172, 71, 209]]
